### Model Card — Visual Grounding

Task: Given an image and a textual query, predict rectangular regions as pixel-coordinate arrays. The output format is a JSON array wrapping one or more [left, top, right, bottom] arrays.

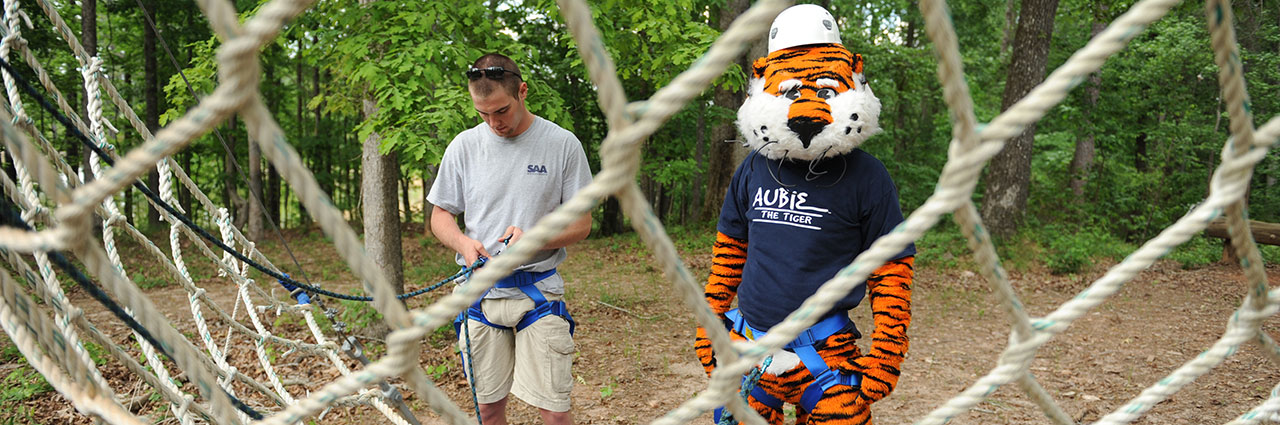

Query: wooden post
[[1204, 217, 1280, 263]]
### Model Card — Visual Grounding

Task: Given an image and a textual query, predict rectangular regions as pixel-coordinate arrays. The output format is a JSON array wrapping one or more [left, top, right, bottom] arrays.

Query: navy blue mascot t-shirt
[[717, 148, 915, 330]]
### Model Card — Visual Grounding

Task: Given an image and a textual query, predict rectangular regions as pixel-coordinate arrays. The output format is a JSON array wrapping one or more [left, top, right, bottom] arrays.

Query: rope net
[[0, 0, 1276, 424]]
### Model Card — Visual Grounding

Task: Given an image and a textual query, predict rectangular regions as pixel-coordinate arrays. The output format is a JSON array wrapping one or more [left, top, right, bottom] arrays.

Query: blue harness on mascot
[[714, 309, 861, 421]]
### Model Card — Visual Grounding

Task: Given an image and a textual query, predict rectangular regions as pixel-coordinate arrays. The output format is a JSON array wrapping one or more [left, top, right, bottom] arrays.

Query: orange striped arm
[[694, 232, 749, 375], [705, 232, 747, 314], [842, 256, 914, 403]]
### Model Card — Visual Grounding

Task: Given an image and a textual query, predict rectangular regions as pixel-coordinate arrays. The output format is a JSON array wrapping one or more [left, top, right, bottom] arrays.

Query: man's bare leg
[[478, 397, 508, 425], [540, 408, 572, 425]]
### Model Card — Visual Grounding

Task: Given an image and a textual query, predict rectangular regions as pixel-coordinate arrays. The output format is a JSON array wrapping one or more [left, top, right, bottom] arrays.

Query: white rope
[[3, 0, 425, 422], [1, 0, 112, 403], [217, 207, 238, 277], [0, 0, 1277, 423], [78, 50, 201, 425], [0, 271, 146, 425], [0, 243, 218, 421], [0, 78, 222, 425]]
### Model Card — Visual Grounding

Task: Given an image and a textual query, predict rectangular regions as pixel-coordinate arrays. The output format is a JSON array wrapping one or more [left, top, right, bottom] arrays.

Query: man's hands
[[501, 226, 524, 246], [432, 206, 493, 267], [431, 205, 591, 267], [458, 236, 493, 267]]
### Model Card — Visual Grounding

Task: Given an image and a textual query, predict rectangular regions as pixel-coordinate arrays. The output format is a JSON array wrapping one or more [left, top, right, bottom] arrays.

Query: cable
[[0, 57, 448, 303], [130, 0, 321, 301], [0, 195, 264, 420]]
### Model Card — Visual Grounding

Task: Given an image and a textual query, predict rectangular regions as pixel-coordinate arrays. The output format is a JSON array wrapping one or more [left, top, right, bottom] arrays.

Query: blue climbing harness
[[713, 309, 861, 421], [453, 268, 577, 336]]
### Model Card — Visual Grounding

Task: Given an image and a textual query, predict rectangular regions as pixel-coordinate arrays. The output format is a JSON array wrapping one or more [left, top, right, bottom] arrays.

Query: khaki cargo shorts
[[457, 293, 576, 412]]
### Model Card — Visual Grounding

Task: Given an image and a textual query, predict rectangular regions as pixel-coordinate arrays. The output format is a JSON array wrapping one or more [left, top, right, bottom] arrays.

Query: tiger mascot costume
[[694, 4, 915, 424]]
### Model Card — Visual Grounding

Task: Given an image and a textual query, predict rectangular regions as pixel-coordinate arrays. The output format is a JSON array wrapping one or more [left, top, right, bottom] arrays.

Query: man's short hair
[[469, 53, 523, 98]]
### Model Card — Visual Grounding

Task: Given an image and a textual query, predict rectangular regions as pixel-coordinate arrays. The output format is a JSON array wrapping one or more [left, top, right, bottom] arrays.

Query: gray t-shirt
[[428, 116, 592, 299]]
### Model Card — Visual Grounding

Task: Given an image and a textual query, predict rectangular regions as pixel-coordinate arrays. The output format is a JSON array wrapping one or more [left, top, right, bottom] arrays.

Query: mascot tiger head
[[738, 4, 881, 162]]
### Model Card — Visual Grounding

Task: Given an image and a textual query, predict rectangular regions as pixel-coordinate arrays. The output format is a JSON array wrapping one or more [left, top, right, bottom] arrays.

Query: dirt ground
[[3, 226, 1279, 424]]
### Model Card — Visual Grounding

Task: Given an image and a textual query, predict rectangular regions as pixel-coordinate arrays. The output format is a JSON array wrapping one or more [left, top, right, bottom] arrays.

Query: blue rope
[[457, 237, 509, 425], [717, 355, 772, 425], [458, 263, 484, 425], [0, 57, 449, 304], [462, 314, 483, 425], [0, 196, 265, 420], [274, 260, 484, 302]]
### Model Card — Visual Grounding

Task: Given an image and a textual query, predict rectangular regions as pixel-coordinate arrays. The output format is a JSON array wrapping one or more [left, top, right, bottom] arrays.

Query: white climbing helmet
[[768, 4, 842, 53]]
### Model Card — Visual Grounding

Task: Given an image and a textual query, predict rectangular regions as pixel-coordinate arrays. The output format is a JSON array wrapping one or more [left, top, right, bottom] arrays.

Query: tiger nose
[[788, 116, 826, 149]]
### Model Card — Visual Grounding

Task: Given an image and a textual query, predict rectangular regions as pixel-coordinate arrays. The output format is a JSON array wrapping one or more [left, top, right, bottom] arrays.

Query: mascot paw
[[694, 326, 718, 376], [694, 318, 749, 376], [846, 355, 899, 403]]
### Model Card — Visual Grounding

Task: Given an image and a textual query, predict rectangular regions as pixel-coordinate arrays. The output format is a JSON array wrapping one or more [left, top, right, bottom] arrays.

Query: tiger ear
[[853, 53, 864, 75], [751, 56, 770, 79]]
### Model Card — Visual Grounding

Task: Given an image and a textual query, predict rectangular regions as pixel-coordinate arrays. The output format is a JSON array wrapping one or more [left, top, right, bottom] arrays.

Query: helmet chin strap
[[805, 147, 835, 181], [755, 144, 849, 190]]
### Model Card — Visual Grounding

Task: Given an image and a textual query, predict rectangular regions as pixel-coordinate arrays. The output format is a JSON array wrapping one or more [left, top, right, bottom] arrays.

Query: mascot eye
[[816, 88, 836, 99], [784, 87, 801, 100]]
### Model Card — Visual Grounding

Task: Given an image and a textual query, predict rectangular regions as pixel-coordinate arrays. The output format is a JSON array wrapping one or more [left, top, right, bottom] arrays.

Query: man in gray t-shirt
[[428, 53, 591, 425]]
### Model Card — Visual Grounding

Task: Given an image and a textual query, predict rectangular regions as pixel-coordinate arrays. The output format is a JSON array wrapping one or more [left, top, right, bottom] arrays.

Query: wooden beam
[[1204, 218, 1280, 246]]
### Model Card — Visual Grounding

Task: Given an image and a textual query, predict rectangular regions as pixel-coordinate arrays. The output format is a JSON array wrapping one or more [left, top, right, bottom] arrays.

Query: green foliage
[[338, 294, 383, 330], [0, 405, 38, 425], [0, 344, 20, 363], [1038, 224, 1133, 275], [1168, 236, 1223, 270], [915, 222, 971, 270], [1262, 246, 1280, 266], [426, 324, 455, 349], [312, 0, 579, 169], [663, 221, 718, 256], [406, 261, 461, 289], [65, 0, 1280, 274], [82, 342, 108, 366], [273, 311, 302, 329], [0, 367, 53, 403], [134, 272, 171, 290], [1043, 231, 1095, 275], [425, 362, 450, 381], [599, 377, 617, 398]]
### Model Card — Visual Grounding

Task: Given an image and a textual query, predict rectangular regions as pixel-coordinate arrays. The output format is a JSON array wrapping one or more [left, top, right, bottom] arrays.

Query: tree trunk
[[181, 152, 192, 215], [226, 115, 248, 230], [81, 0, 99, 231], [349, 123, 360, 223], [981, 0, 1060, 237], [1135, 132, 1148, 172], [893, 5, 919, 157], [314, 48, 330, 198], [422, 165, 436, 237], [702, 0, 751, 222], [143, 5, 162, 230], [358, 0, 404, 293], [691, 104, 706, 222], [362, 97, 404, 294], [1069, 8, 1106, 201], [263, 56, 281, 225], [295, 36, 311, 227], [313, 38, 322, 135], [268, 166, 281, 225], [401, 174, 412, 224], [175, 44, 191, 213], [247, 121, 263, 241], [1001, 0, 1020, 55]]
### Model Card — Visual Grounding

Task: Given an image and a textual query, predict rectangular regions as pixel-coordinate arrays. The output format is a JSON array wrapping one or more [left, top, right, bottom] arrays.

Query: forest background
[[10, 0, 1280, 287]]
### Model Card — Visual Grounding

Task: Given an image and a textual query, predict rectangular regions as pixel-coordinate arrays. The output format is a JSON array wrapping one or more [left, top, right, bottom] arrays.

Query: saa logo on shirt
[[527, 164, 548, 175]]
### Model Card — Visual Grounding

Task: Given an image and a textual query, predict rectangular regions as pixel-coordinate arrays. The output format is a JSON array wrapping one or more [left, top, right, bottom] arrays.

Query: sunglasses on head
[[466, 66, 522, 81]]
